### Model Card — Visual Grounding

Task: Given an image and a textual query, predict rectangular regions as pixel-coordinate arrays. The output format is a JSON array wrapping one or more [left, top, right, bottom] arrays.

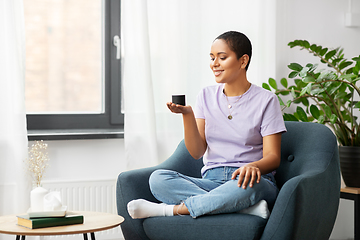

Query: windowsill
[[27, 128, 124, 141]]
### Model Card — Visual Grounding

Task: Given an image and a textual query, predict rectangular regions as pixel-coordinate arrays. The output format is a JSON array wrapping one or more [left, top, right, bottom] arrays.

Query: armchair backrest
[[276, 121, 339, 188]]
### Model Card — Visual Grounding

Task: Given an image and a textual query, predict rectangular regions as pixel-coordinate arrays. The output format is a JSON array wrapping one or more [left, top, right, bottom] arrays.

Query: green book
[[17, 212, 83, 229]]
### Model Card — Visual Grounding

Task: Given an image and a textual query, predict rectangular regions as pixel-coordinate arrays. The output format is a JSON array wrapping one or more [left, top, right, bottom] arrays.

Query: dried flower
[[25, 140, 49, 187]]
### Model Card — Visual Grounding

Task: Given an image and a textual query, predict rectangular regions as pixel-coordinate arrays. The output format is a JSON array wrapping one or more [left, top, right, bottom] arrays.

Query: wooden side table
[[0, 211, 124, 240], [340, 187, 360, 240]]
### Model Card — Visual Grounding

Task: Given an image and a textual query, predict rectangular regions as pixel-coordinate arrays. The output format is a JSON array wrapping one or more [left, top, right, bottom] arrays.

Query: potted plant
[[263, 39, 360, 187]]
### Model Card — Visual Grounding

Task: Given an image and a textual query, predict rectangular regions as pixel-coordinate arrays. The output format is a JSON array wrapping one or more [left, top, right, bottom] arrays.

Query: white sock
[[239, 200, 270, 219], [127, 199, 174, 219]]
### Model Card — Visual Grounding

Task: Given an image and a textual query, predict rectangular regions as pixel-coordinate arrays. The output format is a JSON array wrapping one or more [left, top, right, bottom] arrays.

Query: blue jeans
[[149, 167, 279, 218]]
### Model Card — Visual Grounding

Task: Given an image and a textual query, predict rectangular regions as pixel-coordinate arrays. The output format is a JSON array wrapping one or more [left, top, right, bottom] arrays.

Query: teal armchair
[[116, 121, 341, 240]]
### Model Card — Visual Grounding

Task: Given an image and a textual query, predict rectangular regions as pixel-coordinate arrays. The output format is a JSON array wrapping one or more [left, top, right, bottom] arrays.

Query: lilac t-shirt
[[194, 83, 287, 175]]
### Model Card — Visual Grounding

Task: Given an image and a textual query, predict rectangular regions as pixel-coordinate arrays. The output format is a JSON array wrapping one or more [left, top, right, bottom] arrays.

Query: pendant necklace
[[224, 91, 243, 120], [223, 83, 251, 120]]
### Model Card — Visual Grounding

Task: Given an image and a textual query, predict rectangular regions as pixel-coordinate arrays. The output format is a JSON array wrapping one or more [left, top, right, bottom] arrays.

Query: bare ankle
[[173, 202, 190, 215]]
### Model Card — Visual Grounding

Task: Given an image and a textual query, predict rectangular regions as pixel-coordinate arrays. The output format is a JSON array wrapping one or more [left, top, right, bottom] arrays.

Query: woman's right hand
[[166, 102, 192, 114], [167, 102, 206, 159]]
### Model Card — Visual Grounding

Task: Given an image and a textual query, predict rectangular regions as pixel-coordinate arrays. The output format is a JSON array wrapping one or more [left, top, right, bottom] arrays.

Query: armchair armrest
[[261, 147, 340, 240], [116, 140, 203, 240]]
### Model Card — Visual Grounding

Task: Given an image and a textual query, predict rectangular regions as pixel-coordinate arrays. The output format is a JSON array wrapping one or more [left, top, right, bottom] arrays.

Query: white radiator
[[40, 179, 124, 240]]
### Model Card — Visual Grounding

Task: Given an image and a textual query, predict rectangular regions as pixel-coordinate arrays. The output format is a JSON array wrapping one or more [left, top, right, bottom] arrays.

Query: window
[[24, 0, 123, 140]]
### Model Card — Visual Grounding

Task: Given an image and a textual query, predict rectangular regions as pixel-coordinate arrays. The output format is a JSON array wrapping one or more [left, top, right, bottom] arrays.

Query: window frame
[[26, 0, 123, 140]]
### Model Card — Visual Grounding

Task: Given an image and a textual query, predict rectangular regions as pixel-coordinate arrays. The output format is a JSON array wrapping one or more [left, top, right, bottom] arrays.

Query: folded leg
[[185, 176, 278, 218], [149, 169, 221, 205]]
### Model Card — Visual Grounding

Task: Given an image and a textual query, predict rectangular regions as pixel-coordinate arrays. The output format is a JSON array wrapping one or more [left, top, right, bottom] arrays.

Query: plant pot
[[339, 146, 360, 188]]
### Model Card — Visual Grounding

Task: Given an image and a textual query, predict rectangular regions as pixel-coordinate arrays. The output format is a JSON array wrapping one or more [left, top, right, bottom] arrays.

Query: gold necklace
[[223, 83, 251, 120], [224, 92, 243, 120]]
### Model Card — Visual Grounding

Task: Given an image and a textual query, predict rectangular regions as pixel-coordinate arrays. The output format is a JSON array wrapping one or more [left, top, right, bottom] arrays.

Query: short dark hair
[[215, 31, 252, 71]]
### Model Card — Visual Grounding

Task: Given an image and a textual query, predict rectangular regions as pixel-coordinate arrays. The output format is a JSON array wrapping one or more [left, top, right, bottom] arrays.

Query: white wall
[[36, 139, 126, 182], [275, 0, 360, 79]]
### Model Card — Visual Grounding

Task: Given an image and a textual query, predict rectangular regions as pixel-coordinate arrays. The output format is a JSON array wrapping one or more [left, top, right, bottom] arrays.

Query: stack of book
[[17, 212, 83, 229]]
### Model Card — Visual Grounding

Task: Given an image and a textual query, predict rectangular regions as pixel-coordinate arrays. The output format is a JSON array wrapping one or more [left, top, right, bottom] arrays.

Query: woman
[[127, 31, 286, 219]]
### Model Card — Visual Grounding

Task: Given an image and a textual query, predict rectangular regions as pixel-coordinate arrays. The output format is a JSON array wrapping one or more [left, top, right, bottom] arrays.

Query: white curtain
[[122, 0, 276, 170], [0, 0, 29, 215]]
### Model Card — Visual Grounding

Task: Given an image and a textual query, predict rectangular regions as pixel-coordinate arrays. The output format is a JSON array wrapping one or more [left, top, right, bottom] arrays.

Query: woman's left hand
[[231, 164, 261, 189]]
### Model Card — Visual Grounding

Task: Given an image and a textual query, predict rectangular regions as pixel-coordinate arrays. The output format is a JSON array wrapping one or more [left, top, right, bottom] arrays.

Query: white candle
[[30, 187, 48, 212]]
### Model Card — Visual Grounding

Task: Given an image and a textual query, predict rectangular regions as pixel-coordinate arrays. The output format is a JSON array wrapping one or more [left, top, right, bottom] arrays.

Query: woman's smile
[[213, 70, 224, 76]]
